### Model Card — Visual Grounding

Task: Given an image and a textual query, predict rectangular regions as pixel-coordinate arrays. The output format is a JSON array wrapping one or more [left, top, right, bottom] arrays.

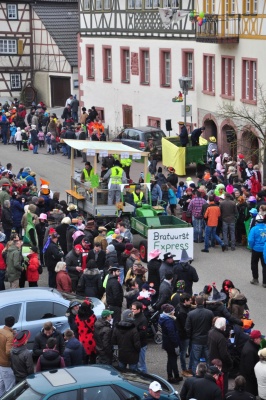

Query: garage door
[[50, 76, 71, 107]]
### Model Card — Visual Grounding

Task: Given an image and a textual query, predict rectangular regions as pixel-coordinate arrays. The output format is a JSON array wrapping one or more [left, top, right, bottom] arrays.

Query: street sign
[[181, 104, 192, 117]]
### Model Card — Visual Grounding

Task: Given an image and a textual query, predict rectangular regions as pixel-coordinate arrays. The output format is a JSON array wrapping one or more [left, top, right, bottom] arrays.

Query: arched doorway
[[241, 130, 259, 164], [221, 124, 237, 158], [203, 119, 218, 143]]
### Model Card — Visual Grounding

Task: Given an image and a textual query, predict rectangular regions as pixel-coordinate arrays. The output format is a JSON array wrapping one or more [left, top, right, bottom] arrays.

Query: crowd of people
[[1, 98, 266, 399]]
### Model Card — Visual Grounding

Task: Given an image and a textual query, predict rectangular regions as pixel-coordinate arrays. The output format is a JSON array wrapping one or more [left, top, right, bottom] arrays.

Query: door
[[122, 104, 133, 128], [50, 76, 71, 107]]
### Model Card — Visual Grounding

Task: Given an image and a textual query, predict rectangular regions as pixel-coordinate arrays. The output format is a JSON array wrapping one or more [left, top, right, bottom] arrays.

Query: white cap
[[149, 381, 162, 392]]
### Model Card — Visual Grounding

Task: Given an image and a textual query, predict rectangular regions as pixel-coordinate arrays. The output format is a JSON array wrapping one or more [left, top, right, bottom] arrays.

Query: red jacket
[[56, 270, 72, 293], [26, 252, 40, 282], [0, 243, 6, 270]]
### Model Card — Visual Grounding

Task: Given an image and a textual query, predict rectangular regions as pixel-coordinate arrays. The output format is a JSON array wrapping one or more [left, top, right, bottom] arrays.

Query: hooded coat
[[6, 244, 23, 282], [105, 250, 118, 270], [36, 349, 65, 372], [10, 199, 24, 228], [159, 313, 180, 353], [112, 320, 141, 364], [32, 327, 65, 358], [26, 252, 39, 282], [10, 345, 34, 382], [75, 304, 96, 356], [174, 262, 199, 295], [228, 293, 247, 320], [76, 268, 102, 298], [208, 327, 233, 373], [94, 317, 113, 362], [63, 337, 86, 367]]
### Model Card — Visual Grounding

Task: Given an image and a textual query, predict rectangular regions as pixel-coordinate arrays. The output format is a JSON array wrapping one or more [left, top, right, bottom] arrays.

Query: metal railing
[[195, 14, 240, 43]]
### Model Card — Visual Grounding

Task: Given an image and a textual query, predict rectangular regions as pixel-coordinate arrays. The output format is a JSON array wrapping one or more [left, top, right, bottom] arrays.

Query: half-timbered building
[[78, 0, 266, 165], [0, 0, 79, 107], [0, 0, 33, 100]]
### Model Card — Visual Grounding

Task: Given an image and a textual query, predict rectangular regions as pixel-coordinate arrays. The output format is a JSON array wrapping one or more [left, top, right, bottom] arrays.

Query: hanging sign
[[132, 153, 142, 160], [87, 149, 96, 156], [99, 151, 108, 157], [121, 152, 130, 159]]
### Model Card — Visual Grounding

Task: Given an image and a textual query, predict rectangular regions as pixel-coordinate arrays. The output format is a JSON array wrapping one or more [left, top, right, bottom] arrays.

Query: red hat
[[238, 154, 245, 159], [167, 167, 175, 173], [74, 244, 83, 252], [13, 330, 30, 347], [49, 227, 56, 234], [250, 330, 263, 340]]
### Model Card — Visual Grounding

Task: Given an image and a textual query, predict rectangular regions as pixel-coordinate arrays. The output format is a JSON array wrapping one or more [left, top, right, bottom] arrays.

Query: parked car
[[0, 288, 104, 349], [0, 365, 180, 400], [113, 126, 166, 158]]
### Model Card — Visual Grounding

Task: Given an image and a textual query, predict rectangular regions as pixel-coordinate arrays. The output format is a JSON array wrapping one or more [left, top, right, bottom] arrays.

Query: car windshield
[[119, 371, 171, 393], [0, 381, 42, 400], [145, 131, 165, 141]]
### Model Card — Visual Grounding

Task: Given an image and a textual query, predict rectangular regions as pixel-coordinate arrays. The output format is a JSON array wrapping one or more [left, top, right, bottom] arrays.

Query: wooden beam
[[71, 147, 74, 188]]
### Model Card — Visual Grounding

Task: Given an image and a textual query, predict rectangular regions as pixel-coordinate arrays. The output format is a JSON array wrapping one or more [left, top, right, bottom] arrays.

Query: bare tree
[[216, 84, 266, 184]]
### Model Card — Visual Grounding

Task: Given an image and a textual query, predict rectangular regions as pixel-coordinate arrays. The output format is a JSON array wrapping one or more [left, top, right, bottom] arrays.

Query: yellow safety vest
[[121, 158, 132, 167], [110, 166, 123, 184], [132, 191, 144, 203], [83, 168, 93, 182]]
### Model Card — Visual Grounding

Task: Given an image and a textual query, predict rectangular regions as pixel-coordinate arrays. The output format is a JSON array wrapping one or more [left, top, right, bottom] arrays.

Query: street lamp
[[179, 76, 192, 125]]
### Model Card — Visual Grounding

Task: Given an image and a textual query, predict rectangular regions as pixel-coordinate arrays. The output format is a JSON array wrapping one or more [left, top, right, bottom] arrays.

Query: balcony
[[195, 14, 240, 44]]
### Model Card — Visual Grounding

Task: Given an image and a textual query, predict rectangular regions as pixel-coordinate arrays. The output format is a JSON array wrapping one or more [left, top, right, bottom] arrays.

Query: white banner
[[158, 9, 189, 28], [147, 227, 193, 261]]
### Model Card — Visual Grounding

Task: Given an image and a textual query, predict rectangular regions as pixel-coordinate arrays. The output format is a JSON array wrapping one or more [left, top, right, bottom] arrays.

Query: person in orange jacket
[[26, 245, 40, 287]]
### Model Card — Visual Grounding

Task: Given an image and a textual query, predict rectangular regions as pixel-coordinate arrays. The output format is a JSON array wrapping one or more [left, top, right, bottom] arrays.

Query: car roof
[[28, 366, 123, 393], [125, 126, 163, 132], [0, 287, 68, 304]]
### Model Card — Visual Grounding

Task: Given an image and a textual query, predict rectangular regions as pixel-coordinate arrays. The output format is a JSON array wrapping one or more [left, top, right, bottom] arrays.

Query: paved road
[[1, 144, 264, 390]]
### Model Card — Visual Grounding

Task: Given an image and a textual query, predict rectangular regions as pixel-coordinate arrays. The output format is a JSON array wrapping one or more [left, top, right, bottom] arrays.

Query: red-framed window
[[203, 54, 215, 95], [102, 46, 112, 82], [120, 47, 130, 83], [241, 58, 257, 104], [221, 56, 235, 99], [140, 48, 150, 85], [182, 49, 194, 89], [86, 45, 95, 80], [159, 49, 171, 88]]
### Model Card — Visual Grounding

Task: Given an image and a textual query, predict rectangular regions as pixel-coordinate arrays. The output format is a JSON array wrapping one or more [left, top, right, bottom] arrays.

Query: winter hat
[[23, 167, 31, 174], [238, 154, 245, 159], [258, 348, 266, 357], [13, 330, 30, 347], [161, 304, 175, 314], [248, 196, 257, 202], [62, 217, 71, 224], [122, 309, 134, 322], [208, 366, 221, 375], [125, 243, 134, 251], [39, 213, 47, 220], [142, 283, 150, 290], [30, 245, 38, 253], [78, 300, 93, 320], [74, 244, 83, 252], [98, 226, 107, 232], [107, 244, 115, 252], [249, 208, 258, 216]]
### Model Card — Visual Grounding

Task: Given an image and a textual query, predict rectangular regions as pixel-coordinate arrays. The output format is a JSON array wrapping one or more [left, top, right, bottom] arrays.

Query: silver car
[[0, 287, 105, 349]]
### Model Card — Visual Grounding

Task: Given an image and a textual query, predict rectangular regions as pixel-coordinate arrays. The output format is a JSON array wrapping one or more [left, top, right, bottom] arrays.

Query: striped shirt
[[188, 197, 207, 218]]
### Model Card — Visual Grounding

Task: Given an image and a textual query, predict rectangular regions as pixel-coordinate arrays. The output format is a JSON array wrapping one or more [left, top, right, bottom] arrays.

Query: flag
[[158, 8, 190, 28]]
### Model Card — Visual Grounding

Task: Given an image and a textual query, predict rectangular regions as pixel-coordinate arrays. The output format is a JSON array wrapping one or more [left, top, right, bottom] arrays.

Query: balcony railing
[[195, 14, 240, 43]]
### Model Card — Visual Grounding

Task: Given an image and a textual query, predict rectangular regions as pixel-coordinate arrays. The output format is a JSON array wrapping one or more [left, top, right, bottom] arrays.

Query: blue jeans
[[222, 221, 235, 247], [190, 343, 209, 375], [192, 217, 204, 242], [118, 361, 138, 371], [138, 345, 147, 373], [33, 144, 38, 154], [72, 111, 78, 122], [180, 339, 192, 371], [204, 226, 223, 250]]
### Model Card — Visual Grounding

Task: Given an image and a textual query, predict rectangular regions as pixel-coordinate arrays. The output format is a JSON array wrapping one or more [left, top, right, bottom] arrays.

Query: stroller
[[146, 308, 162, 344]]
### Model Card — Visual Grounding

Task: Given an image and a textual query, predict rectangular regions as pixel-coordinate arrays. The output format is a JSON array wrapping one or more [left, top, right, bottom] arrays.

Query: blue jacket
[[168, 188, 176, 205], [248, 223, 266, 252], [264, 242, 266, 264], [151, 183, 162, 202], [63, 337, 86, 367], [176, 185, 187, 199], [10, 199, 24, 228], [10, 126, 17, 137], [159, 313, 180, 352]]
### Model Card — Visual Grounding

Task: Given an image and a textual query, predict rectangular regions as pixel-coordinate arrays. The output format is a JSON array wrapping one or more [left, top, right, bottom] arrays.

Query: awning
[[63, 139, 149, 156]]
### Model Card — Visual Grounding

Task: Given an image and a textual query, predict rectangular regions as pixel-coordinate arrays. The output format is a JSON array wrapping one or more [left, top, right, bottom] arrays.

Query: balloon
[[199, 11, 205, 18], [189, 12, 194, 18], [203, 17, 207, 23], [197, 16, 200, 21], [198, 20, 203, 26], [193, 9, 197, 16]]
